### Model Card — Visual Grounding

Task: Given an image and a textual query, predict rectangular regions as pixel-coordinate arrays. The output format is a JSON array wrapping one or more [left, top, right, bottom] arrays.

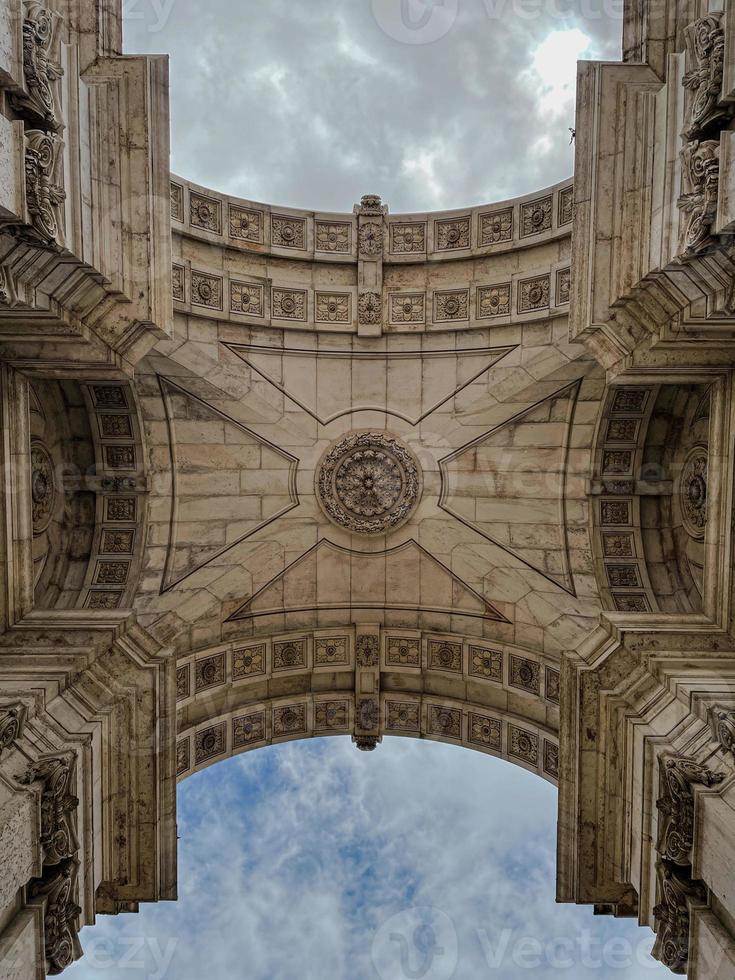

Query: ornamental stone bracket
[[354, 194, 387, 337], [709, 704, 735, 757], [655, 753, 724, 868], [16, 754, 83, 974], [14, 127, 66, 250], [6, 0, 64, 131], [651, 859, 708, 975], [26, 858, 83, 976], [677, 12, 734, 262], [352, 629, 382, 752], [0, 704, 26, 759], [18, 755, 80, 869], [652, 754, 725, 974]]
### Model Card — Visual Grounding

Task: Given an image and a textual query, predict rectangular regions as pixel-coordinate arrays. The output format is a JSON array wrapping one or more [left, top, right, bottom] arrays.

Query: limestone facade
[[0, 0, 734, 976]]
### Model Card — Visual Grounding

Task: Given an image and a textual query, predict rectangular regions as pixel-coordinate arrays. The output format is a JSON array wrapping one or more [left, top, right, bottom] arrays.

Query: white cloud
[[67, 738, 669, 980], [526, 28, 593, 116]]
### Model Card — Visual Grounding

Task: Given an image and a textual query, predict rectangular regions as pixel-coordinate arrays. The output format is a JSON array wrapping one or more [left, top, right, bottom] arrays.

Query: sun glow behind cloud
[[526, 28, 594, 117]]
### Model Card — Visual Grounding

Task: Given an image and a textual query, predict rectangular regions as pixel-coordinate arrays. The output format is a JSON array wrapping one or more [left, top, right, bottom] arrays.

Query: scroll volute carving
[[652, 754, 724, 974], [655, 753, 724, 866], [12, 0, 63, 130], [709, 704, 735, 757], [652, 860, 707, 976], [676, 14, 735, 262], [19, 756, 79, 866], [22, 129, 66, 250], [20, 755, 82, 974], [28, 859, 83, 975], [678, 139, 720, 259], [0, 703, 26, 758], [682, 14, 727, 140]]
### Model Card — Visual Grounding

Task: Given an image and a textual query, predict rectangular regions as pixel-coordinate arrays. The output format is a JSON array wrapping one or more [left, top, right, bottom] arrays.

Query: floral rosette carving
[[31, 440, 55, 533], [356, 635, 379, 667], [680, 447, 708, 538], [358, 291, 381, 325], [359, 221, 383, 256], [316, 431, 422, 535]]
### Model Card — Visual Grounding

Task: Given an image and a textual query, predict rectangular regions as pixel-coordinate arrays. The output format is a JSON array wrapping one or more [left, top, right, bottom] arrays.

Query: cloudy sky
[[68, 739, 668, 980], [65, 4, 673, 978], [123, 0, 624, 212]]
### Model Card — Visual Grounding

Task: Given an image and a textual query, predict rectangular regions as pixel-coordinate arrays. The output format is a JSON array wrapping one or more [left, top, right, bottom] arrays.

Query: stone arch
[[0, 365, 152, 622], [590, 378, 724, 616], [174, 624, 561, 787]]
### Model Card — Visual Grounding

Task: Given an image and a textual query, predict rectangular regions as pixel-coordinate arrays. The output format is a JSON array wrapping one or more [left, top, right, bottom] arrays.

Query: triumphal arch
[[1, 0, 735, 975]]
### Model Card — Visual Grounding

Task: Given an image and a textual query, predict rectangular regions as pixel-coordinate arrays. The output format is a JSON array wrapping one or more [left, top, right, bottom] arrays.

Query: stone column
[[0, 704, 46, 980], [0, 907, 43, 980], [0, 705, 36, 927]]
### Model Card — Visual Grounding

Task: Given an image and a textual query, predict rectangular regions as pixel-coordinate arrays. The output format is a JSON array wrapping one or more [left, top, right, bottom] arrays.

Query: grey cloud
[[124, 0, 622, 211]]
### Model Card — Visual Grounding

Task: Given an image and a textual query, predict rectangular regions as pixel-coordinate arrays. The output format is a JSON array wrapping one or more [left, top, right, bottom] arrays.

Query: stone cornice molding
[[0, 618, 177, 925], [0, 5, 172, 371], [572, 21, 735, 377], [558, 609, 735, 906]]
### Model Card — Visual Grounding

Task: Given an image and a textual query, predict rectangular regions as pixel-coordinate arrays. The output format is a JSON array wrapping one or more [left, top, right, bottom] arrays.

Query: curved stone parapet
[[170, 174, 573, 333]]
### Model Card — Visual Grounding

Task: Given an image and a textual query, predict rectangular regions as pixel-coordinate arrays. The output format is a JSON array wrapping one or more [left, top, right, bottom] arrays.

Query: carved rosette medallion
[[316, 432, 422, 535], [359, 221, 383, 256], [31, 440, 55, 533], [680, 447, 708, 538], [356, 635, 379, 667]]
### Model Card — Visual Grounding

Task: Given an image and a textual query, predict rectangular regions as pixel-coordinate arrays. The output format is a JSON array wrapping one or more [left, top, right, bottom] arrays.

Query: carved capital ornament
[[0, 704, 26, 758], [655, 753, 724, 867]]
